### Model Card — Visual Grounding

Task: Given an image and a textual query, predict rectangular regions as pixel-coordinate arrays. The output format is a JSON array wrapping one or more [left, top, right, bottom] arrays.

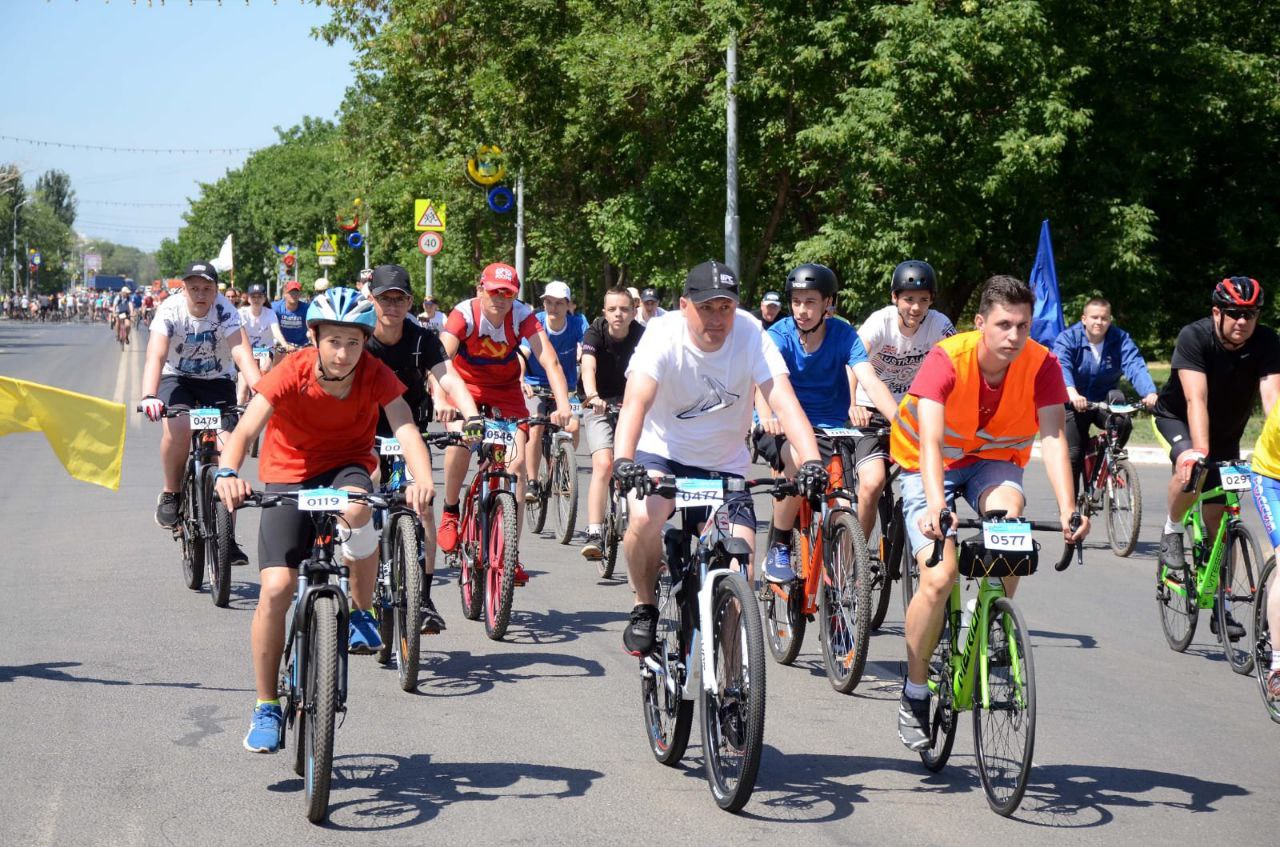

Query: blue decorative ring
[[346, 231, 364, 249], [487, 185, 515, 214]]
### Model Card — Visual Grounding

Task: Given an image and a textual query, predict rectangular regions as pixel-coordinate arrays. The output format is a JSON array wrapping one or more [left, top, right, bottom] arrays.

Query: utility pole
[[515, 170, 526, 300], [12, 198, 29, 298], [725, 30, 740, 277]]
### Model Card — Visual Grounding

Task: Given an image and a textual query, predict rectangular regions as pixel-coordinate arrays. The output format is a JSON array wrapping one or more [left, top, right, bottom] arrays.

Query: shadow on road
[[266, 752, 604, 831], [225, 581, 262, 611], [1030, 629, 1099, 650], [503, 607, 628, 645], [0, 661, 251, 693], [410, 649, 604, 697]]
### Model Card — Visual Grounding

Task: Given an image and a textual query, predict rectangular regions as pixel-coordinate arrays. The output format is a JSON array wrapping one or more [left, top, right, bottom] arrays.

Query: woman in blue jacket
[[1052, 297, 1159, 489]]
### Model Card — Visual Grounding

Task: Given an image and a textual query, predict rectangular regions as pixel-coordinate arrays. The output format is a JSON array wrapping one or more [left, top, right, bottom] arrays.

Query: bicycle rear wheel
[[393, 515, 424, 691], [1156, 536, 1198, 652], [1252, 558, 1280, 723], [819, 512, 872, 693], [552, 439, 579, 545], [458, 498, 483, 620], [642, 568, 692, 764], [900, 531, 921, 624], [528, 460, 551, 535], [1219, 525, 1260, 675], [484, 491, 519, 640], [180, 472, 205, 591], [973, 597, 1035, 817], [203, 469, 233, 608], [919, 604, 959, 772], [868, 495, 898, 631], [1104, 458, 1142, 557], [303, 594, 339, 824], [701, 571, 766, 813]]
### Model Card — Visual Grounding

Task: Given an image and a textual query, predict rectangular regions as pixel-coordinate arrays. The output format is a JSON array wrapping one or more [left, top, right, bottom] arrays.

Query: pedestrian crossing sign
[[315, 234, 339, 256], [414, 199, 447, 232]]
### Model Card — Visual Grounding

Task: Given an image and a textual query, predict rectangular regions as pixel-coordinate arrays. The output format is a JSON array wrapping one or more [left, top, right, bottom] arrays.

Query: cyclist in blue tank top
[[752, 264, 900, 583], [521, 280, 588, 498]]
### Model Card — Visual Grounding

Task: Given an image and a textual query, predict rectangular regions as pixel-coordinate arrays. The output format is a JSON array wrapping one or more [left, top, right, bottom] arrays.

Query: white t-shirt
[[855, 305, 956, 405], [637, 307, 666, 326], [1088, 340, 1104, 364], [627, 310, 788, 475], [237, 305, 279, 348], [151, 292, 243, 380], [419, 311, 446, 331]]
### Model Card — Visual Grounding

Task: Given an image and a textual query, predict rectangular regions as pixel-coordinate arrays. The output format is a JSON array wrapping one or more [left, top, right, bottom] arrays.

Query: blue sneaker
[[243, 702, 283, 753], [763, 542, 797, 584], [349, 609, 383, 655]]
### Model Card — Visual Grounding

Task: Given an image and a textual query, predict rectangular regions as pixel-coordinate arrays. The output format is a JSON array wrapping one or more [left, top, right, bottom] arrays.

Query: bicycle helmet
[[784, 263, 838, 300], [1212, 276, 1263, 309], [891, 260, 936, 293], [306, 287, 376, 335]]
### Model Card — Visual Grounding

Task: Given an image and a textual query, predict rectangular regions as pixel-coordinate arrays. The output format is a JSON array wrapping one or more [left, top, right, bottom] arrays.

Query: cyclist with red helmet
[[1153, 276, 1280, 640]]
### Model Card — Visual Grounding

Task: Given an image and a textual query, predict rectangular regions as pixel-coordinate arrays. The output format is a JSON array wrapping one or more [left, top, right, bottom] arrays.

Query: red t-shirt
[[907, 345, 1069, 468], [444, 298, 543, 389], [255, 348, 406, 483]]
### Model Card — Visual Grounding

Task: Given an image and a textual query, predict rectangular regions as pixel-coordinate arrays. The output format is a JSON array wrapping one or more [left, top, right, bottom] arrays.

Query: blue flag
[[1028, 218, 1064, 346]]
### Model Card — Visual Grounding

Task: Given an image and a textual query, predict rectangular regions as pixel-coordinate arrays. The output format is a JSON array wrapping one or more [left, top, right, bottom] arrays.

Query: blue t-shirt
[[524, 311, 587, 387], [272, 298, 309, 346], [767, 316, 868, 427], [131, 293, 144, 309]]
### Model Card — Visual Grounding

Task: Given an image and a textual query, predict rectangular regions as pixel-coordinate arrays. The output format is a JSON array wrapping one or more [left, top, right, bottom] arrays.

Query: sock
[[904, 680, 930, 700], [444, 502, 459, 514], [769, 525, 792, 549], [1271, 650, 1280, 671], [256, 698, 280, 709], [588, 523, 602, 535], [1164, 516, 1181, 535], [422, 577, 432, 601]]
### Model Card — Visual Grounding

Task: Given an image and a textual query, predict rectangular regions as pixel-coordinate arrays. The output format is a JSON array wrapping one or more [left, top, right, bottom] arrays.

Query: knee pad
[[338, 519, 379, 561]]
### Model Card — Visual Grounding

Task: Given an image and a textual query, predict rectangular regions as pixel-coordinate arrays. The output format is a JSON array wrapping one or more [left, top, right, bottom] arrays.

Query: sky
[[3, 0, 358, 251]]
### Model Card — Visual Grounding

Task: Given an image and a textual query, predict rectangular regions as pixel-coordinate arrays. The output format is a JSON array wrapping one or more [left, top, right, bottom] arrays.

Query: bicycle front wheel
[[599, 495, 622, 580], [303, 594, 339, 824], [1104, 458, 1142, 557], [528, 462, 550, 535], [552, 439, 579, 545], [1219, 525, 1261, 675], [484, 491, 519, 640], [203, 469, 233, 608], [868, 495, 898, 631], [1252, 558, 1280, 723], [642, 568, 692, 764], [1156, 543, 1198, 652], [819, 512, 872, 693], [393, 515, 424, 691], [973, 597, 1035, 817], [700, 572, 766, 813], [180, 473, 205, 591]]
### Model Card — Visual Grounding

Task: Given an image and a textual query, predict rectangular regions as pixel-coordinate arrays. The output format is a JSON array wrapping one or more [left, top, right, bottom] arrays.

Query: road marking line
[[111, 347, 129, 406]]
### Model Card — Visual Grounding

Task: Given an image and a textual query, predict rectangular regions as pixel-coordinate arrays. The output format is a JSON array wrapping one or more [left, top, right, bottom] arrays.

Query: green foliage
[[35, 170, 77, 228]]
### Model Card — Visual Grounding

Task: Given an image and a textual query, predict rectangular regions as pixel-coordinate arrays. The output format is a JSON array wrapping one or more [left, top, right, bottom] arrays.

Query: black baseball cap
[[682, 260, 739, 304], [246, 283, 267, 295], [640, 287, 659, 302], [370, 264, 412, 296], [183, 262, 218, 284]]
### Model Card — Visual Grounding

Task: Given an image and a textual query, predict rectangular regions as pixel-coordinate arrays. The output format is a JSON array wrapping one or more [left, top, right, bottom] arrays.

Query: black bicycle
[[595, 403, 628, 579], [525, 386, 581, 544]]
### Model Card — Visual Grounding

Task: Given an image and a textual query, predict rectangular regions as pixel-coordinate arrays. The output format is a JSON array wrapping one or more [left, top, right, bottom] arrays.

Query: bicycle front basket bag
[[957, 535, 1039, 578]]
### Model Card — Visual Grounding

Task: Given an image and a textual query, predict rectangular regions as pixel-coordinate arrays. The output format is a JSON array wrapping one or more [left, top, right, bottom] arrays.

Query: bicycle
[[116, 312, 131, 349], [1251, 556, 1280, 723], [373, 431, 461, 691], [1075, 400, 1143, 556], [914, 506, 1082, 817], [866, 463, 905, 632], [139, 401, 243, 607], [1157, 459, 1261, 674], [445, 415, 522, 640], [595, 403, 628, 580], [228, 487, 402, 824], [525, 386, 581, 545], [637, 474, 783, 812], [758, 426, 878, 694], [246, 344, 285, 459]]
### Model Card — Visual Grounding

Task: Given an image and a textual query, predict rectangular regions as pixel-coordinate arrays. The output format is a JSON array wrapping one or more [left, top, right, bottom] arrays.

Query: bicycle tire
[[643, 568, 693, 764], [303, 594, 339, 824], [701, 570, 766, 813], [973, 596, 1036, 817], [900, 530, 920, 624], [919, 605, 958, 772], [206, 470, 234, 608], [762, 529, 804, 665], [180, 472, 205, 591], [1156, 530, 1198, 652], [1218, 524, 1260, 675], [599, 498, 620, 580], [868, 494, 898, 631], [819, 511, 873, 693], [484, 491, 519, 640], [1104, 458, 1142, 557], [1252, 558, 1280, 724], [552, 439, 579, 545], [394, 515, 424, 692], [529, 460, 551, 535], [458, 498, 484, 620]]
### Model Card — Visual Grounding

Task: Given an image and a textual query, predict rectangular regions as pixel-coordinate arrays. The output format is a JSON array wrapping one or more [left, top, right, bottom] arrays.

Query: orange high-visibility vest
[[890, 331, 1048, 471]]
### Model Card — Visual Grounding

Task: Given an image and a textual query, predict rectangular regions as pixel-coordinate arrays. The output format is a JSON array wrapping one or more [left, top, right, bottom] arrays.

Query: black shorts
[[157, 375, 237, 410], [753, 430, 836, 473], [258, 464, 373, 570], [634, 450, 756, 530], [1154, 415, 1239, 504]]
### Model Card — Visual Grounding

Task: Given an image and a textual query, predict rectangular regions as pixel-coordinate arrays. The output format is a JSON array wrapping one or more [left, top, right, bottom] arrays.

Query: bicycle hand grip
[[1055, 512, 1083, 571], [926, 508, 951, 568], [1180, 458, 1208, 494]]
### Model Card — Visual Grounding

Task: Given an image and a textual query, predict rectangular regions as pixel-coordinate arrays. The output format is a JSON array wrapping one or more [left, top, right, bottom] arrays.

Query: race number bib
[[297, 488, 349, 511], [378, 437, 404, 456], [1219, 464, 1252, 492], [484, 420, 517, 446], [672, 478, 723, 510], [983, 519, 1033, 552], [253, 347, 273, 368], [570, 399, 583, 417], [818, 427, 861, 438], [1107, 403, 1137, 415], [189, 408, 221, 430]]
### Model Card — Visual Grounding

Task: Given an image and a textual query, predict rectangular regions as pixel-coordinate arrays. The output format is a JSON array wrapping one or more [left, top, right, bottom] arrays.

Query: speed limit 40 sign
[[418, 231, 443, 256]]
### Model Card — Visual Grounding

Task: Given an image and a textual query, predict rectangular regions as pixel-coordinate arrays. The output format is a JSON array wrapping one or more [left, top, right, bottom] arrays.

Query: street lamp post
[[12, 198, 30, 299]]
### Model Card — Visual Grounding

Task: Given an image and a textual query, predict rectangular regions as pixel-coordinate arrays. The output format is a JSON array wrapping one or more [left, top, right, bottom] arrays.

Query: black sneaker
[[897, 691, 933, 752], [1159, 532, 1187, 574], [229, 541, 249, 567], [581, 532, 603, 560], [421, 596, 447, 634], [524, 479, 542, 504], [623, 604, 660, 656], [155, 492, 180, 529], [1209, 608, 1246, 642]]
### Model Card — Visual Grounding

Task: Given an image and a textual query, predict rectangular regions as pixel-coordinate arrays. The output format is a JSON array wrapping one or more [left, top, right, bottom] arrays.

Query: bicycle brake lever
[[1055, 512, 1083, 571], [926, 508, 951, 568]]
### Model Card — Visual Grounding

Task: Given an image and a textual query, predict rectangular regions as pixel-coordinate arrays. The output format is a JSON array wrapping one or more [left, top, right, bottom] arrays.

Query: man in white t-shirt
[[850, 260, 956, 539], [611, 260, 829, 655]]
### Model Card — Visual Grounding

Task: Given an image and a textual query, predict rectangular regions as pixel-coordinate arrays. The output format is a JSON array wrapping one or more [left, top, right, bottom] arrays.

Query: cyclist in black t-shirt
[[1153, 277, 1280, 637], [365, 265, 483, 632], [579, 286, 646, 558]]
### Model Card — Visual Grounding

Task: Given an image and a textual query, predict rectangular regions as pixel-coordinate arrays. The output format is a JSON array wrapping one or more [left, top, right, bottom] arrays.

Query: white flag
[[210, 234, 234, 273]]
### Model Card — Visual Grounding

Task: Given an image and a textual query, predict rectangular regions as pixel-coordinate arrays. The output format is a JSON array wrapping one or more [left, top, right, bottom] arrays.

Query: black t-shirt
[[581, 317, 644, 401], [1155, 316, 1280, 443], [752, 309, 783, 330], [365, 319, 448, 435]]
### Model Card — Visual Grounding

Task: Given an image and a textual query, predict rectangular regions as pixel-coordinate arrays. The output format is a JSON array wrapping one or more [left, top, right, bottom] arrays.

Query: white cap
[[542, 280, 572, 301], [627, 286, 641, 301], [314, 278, 331, 292]]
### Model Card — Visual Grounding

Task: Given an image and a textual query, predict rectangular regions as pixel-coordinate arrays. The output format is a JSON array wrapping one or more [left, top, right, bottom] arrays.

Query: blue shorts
[[634, 450, 756, 530], [901, 460, 1025, 557], [1252, 473, 1280, 549]]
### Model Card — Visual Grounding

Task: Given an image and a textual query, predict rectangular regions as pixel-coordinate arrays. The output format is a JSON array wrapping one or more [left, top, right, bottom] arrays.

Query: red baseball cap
[[284, 280, 302, 292], [479, 262, 519, 295]]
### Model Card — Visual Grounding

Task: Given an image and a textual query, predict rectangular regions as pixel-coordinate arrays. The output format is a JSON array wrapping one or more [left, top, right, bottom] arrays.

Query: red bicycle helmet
[[1212, 276, 1263, 309]]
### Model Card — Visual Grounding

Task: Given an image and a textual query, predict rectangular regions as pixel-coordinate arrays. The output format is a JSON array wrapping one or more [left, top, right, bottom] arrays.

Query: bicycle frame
[[937, 576, 1026, 713], [1169, 482, 1244, 610], [460, 423, 520, 565]]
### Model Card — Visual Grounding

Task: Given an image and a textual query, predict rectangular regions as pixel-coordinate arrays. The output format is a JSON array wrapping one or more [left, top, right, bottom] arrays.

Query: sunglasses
[[1222, 308, 1260, 321], [375, 294, 412, 308]]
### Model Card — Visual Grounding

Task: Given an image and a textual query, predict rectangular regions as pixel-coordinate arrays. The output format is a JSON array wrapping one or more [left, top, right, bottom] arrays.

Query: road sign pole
[[426, 254, 434, 299], [515, 170, 525, 300]]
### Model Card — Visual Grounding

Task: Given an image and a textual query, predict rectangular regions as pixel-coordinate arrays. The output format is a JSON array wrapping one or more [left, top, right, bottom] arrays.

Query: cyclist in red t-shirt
[[436, 263, 577, 562]]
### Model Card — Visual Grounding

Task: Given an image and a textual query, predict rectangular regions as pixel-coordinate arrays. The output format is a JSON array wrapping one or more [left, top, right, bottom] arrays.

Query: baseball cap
[[683, 260, 740, 304], [424, 295, 438, 305], [762, 291, 781, 305], [541, 280, 572, 301], [284, 280, 302, 293], [370, 264, 412, 296], [480, 262, 520, 295], [626, 286, 641, 301], [641, 287, 659, 302], [247, 283, 267, 295], [182, 261, 218, 285]]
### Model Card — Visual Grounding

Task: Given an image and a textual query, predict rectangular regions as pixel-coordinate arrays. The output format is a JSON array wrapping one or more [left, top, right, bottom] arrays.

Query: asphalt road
[[0, 319, 1273, 845]]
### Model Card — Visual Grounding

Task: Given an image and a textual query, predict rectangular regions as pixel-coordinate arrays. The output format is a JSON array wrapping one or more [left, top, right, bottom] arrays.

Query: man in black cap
[[418, 293, 446, 332], [364, 264, 483, 632], [609, 260, 829, 655], [637, 287, 665, 326], [754, 290, 784, 329]]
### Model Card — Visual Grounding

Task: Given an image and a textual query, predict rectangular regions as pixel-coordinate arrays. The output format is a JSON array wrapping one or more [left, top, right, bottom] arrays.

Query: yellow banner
[[0, 377, 126, 491]]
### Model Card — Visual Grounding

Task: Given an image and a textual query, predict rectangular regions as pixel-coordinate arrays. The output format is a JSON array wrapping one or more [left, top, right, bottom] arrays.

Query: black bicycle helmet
[[1212, 276, 1263, 309], [785, 263, 838, 300], [891, 260, 936, 293]]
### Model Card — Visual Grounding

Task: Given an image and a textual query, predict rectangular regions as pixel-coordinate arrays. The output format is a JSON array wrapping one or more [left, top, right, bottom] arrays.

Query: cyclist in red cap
[[436, 263, 577, 579]]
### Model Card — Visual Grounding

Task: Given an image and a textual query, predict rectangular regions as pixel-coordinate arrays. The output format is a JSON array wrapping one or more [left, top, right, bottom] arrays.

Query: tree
[[36, 169, 77, 228]]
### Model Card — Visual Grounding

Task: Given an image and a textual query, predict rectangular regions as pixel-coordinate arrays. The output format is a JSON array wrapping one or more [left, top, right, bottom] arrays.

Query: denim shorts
[[900, 460, 1025, 557]]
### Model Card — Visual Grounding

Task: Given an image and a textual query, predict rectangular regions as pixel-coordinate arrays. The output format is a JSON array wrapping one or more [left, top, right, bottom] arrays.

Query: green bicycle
[[916, 507, 1082, 817], [1156, 459, 1261, 675]]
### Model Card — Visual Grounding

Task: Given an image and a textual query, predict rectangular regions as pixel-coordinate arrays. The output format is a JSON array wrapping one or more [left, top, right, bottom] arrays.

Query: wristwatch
[[215, 468, 239, 479]]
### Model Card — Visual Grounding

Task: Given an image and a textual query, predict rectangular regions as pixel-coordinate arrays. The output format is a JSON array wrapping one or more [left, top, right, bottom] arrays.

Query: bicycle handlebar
[[926, 508, 1083, 572], [1182, 457, 1209, 494], [135, 401, 246, 418], [216, 489, 406, 510], [637, 475, 796, 500]]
